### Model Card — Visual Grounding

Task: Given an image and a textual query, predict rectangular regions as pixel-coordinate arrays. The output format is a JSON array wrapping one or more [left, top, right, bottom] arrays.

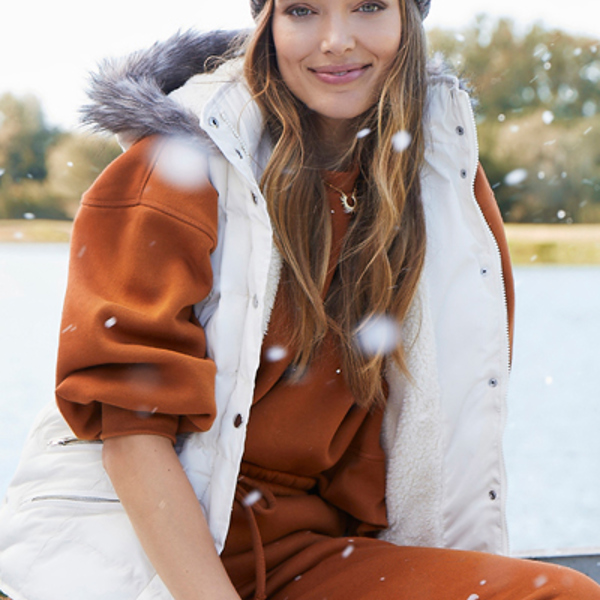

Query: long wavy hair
[[243, 0, 428, 408]]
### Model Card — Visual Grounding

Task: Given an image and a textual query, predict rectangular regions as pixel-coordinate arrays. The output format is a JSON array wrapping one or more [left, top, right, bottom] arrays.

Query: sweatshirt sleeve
[[55, 135, 219, 443]]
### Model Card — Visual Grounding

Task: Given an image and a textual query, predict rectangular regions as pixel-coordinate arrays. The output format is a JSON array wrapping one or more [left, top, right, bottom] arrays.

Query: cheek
[[272, 23, 294, 75], [272, 23, 309, 94], [371, 19, 402, 66], [271, 17, 301, 63]]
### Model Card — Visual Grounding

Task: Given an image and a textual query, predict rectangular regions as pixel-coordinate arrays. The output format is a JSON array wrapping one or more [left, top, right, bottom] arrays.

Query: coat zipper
[[26, 494, 120, 504], [47, 436, 102, 448], [461, 87, 512, 555]]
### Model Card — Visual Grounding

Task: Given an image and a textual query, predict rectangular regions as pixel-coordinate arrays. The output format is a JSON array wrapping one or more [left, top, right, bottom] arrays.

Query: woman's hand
[[103, 434, 241, 600]]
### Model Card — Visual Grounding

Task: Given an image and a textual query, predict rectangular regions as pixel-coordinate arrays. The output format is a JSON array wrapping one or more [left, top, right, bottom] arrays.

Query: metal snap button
[[456, 125, 465, 135], [488, 378, 499, 388], [460, 169, 468, 179], [233, 414, 243, 428], [208, 116, 219, 128]]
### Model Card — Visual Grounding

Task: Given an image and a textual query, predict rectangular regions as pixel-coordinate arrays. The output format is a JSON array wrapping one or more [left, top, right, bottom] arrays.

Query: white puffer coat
[[0, 60, 511, 600]]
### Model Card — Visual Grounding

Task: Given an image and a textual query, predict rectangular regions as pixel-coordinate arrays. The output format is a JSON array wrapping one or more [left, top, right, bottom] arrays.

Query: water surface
[[1, 244, 598, 554]]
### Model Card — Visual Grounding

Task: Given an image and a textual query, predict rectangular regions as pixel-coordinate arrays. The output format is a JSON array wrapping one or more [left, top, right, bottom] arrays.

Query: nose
[[319, 15, 355, 55]]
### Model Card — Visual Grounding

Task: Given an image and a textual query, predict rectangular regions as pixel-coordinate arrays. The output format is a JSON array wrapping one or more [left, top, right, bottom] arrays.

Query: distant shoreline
[[1, 220, 599, 265], [504, 224, 600, 266], [0, 219, 72, 243]]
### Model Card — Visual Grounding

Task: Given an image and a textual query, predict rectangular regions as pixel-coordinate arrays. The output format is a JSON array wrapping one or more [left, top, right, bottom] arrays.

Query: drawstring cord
[[236, 476, 277, 600]]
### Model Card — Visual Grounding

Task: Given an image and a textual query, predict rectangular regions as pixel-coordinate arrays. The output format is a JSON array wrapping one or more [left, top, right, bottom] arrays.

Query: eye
[[287, 4, 314, 16], [357, 1, 385, 12]]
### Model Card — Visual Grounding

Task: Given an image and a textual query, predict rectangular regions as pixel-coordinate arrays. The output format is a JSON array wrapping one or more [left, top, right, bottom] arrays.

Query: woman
[[1, 0, 599, 598]]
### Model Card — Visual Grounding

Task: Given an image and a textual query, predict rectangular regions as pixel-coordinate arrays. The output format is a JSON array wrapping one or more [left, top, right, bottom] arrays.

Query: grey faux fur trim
[[81, 29, 469, 140], [80, 30, 243, 141]]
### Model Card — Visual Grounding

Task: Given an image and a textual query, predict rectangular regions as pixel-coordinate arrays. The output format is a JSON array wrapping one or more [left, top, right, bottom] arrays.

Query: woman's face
[[271, 0, 402, 126]]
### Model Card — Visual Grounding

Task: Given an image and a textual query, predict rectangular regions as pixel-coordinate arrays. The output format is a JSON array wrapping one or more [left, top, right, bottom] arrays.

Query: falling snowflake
[[542, 111, 555, 125], [557, 210, 566, 219], [154, 136, 209, 190], [533, 574, 548, 588], [504, 169, 528, 186], [341, 544, 355, 558], [23, 212, 35, 220], [355, 314, 401, 357], [356, 128, 371, 139], [104, 317, 117, 329], [242, 489, 262, 507], [265, 345, 287, 362], [391, 131, 412, 153]]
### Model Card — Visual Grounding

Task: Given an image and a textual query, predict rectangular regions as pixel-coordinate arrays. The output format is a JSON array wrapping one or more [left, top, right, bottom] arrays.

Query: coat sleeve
[[474, 163, 515, 362], [55, 135, 219, 443]]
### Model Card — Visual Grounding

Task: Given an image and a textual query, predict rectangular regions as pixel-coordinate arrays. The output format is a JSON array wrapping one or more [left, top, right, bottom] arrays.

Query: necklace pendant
[[340, 191, 357, 214], [324, 179, 358, 214]]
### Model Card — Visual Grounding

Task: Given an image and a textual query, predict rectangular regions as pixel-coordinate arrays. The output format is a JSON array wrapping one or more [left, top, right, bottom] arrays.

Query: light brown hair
[[244, 0, 428, 408]]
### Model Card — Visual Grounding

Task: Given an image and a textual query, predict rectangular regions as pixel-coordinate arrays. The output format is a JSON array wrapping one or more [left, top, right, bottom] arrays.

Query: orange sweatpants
[[2, 539, 597, 599], [223, 535, 600, 600]]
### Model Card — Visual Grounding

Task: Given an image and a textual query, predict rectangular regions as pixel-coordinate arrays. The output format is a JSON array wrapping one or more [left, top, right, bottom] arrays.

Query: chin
[[310, 105, 370, 122]]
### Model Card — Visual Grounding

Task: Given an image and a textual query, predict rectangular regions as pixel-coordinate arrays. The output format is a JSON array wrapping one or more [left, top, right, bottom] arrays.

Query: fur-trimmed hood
[[81, 30, 467, 142], [81, 30, 243, 141]]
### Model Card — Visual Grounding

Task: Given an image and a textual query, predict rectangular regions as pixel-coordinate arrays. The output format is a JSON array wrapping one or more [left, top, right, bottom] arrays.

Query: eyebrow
[[276, 0, 307, 6]]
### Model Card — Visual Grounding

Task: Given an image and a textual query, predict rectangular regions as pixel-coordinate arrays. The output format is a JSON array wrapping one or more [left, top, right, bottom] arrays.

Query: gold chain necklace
[[324, 180, 358, 214]]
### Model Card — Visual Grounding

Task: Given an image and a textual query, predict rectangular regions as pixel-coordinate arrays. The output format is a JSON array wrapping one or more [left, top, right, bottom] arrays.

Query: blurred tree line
[[0, 94, 119, 219], [1, 16, 600, 222], [428, 15, 600, 223]]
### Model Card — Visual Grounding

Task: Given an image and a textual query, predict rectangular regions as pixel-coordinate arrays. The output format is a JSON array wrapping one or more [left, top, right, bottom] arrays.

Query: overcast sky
[[2, 0, 599, 129]]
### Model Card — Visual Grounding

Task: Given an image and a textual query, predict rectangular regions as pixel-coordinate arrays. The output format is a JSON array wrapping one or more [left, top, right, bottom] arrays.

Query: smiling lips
[[310, 63, 371, 85]]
